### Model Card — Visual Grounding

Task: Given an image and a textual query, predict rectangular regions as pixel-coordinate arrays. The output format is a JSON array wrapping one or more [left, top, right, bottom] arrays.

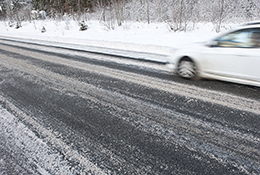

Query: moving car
[[168, 23, 260, 87]]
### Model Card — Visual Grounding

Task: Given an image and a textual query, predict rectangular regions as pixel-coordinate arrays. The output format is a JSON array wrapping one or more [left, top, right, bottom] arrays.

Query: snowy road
[[0, 40, 260, 174]]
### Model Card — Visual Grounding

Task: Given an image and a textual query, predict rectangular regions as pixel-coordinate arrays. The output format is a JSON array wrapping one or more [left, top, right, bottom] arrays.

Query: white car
[[168, 23, 260, 87]]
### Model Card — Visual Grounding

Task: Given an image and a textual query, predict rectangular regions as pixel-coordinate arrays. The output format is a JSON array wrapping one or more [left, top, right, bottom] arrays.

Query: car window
[[251, 31, 260, 47], [216, 28, 260, 48]]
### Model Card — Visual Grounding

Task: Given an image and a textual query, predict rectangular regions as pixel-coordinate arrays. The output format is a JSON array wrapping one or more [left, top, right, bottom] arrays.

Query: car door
[[240, 47, 260, 82], [201, 28, 260, 82]]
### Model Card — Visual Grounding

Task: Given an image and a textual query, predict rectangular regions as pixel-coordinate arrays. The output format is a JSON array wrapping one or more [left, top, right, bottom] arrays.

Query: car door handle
[[235, 55, 247, 57]]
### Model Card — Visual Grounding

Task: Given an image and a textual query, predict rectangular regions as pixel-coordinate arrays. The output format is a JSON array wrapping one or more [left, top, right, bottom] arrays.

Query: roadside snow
[[0, 20, 222, 56]]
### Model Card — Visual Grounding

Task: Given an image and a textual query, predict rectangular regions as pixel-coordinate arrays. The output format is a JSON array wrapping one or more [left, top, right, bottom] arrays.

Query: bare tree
[[112, 0, 125, 26], [2, 0, 260, 31]]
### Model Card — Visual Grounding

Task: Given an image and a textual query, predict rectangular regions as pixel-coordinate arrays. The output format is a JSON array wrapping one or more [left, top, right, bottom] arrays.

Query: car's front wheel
[[177, 57, 199, 80]]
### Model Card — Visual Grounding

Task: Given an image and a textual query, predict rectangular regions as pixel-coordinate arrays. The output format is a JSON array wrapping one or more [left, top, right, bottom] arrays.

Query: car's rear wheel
[[177, 57, 200, 80]]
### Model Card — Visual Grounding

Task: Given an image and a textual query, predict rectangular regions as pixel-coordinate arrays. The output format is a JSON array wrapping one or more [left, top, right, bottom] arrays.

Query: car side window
[[216, 30, 253, 48], [250, 31, 260, 47], [216, 28, 260, 48]]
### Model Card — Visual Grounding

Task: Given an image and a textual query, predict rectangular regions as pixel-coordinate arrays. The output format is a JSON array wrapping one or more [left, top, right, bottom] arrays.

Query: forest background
[[0, 0, 259, 32]]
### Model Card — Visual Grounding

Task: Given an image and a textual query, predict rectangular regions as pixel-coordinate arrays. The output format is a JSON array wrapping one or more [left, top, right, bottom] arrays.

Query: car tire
[[177, 57, 200, 80]]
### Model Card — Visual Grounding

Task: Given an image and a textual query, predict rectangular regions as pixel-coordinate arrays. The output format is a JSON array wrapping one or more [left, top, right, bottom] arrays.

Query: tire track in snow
[[0, 43, 259, 115], [0, 98, 107, 175]]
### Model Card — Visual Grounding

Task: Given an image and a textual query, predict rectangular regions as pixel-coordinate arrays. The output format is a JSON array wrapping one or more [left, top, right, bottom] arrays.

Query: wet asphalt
[[0, 41, 259, 174]]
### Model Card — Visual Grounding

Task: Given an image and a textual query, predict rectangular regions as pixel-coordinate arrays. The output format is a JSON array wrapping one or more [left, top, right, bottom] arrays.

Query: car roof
[[238, 21, 260, 29], [227, 22, 260, 33], [209, 23, 260, 41], [243, 21, 260, 26]]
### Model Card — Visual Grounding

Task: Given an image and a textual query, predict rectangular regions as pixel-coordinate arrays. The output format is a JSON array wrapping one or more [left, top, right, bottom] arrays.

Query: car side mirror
[[205, 40, 219, 47], [209, 40, 219, 47]]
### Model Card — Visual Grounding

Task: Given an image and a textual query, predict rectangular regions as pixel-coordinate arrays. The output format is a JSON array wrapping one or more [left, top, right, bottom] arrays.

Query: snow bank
[[0, 20, 221, 55]]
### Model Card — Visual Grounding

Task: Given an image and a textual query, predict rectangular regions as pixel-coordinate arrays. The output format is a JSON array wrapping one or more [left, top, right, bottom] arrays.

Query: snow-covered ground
[[0, 20, 230, 56]]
